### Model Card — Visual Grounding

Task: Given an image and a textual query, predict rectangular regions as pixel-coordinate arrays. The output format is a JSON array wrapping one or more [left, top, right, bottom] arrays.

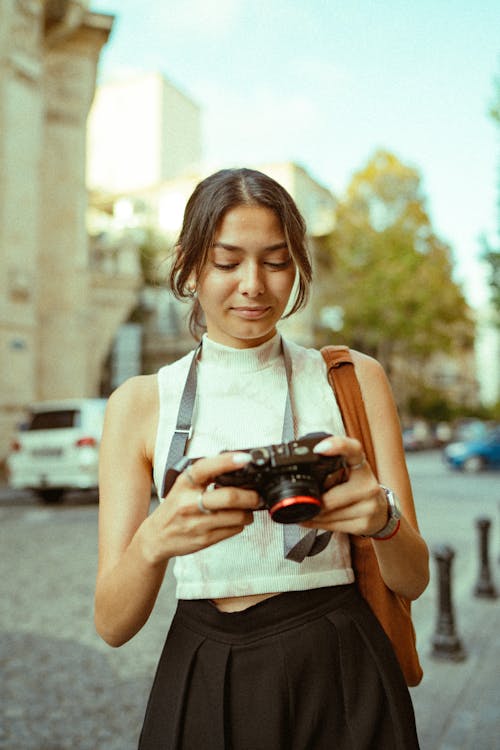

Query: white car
[[6, 398, 107, 503]]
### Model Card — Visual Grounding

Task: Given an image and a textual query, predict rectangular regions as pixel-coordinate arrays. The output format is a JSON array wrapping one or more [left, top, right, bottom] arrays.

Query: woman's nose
[[239, 262, 264, 296]]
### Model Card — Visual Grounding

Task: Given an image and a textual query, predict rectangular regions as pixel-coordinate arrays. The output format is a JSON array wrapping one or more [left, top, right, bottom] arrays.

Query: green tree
[[482, 74, 500, 325], [318, 150, 474, 374], [490, 72, 500, 124], [138, 227, 172, 286]]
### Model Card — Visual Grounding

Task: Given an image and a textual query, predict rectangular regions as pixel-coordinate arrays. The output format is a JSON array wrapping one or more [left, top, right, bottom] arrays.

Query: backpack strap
[[320, 345, 377, 478], [321, 345, 423, 686]]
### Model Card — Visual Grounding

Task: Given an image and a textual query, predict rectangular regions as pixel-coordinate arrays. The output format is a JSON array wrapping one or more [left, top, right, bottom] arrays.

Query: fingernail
[[232, 452, 252, 464], [313, 439, 333, 453]]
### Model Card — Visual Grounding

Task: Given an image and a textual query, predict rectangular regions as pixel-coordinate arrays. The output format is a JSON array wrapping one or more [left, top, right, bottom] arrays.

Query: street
[[1, 451, 499, 750]]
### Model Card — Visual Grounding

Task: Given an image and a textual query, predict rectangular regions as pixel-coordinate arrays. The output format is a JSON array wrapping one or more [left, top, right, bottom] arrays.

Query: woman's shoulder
[[106, 374, 159, 424], [105, 375, 160, 460], [347, 349, 399, 429], [349, 349, 389, 388], [312, 343, 392, 405]]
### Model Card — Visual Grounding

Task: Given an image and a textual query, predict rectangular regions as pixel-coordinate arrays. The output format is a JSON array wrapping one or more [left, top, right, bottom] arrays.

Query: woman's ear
[[186, 271, 197, 298]]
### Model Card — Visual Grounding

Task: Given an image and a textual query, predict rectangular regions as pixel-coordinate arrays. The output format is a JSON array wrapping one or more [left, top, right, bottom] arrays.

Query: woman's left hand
[[300, 434, 388, 537]]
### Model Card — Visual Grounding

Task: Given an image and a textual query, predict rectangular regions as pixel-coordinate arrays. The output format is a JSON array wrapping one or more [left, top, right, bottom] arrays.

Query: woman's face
[[194, 204, 296, 349]]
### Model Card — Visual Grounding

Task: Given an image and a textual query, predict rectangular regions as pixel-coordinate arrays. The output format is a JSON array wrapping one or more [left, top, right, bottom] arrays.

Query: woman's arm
[[302, 351, 429, 601], [94, 375, 167, 647], [353, 351, 429, 600], [94, 376, 259, 647]]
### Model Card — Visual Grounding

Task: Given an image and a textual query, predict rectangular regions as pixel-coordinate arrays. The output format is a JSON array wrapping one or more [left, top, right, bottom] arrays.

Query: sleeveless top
[[153, 332, 354, 599]]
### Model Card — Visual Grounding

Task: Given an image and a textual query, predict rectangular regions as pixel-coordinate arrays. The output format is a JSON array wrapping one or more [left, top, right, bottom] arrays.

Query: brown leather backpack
[[321, 345, 423, 687]]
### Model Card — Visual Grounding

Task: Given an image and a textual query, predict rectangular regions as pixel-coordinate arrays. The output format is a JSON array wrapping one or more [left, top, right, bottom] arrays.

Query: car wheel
[[462, 456, 485, 473], [36, 489, 64, 504]]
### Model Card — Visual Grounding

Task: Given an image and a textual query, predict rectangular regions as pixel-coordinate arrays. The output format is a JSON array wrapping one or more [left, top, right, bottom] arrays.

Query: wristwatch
[[370, 485, 402, 540]]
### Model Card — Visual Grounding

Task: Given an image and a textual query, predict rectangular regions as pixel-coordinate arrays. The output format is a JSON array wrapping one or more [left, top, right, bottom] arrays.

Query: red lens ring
[[269, 495, 321, 518]]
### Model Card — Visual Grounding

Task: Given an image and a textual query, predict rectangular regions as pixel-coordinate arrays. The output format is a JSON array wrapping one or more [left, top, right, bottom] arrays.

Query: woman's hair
[[169, 167, 312, 339]]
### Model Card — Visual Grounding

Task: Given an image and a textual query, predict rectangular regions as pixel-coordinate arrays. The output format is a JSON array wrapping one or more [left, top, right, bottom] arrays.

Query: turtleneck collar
[[199, 332, 283, 372]]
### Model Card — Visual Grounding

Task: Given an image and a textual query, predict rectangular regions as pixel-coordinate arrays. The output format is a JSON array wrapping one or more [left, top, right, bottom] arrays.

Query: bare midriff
[[211, 591, 280, 612]]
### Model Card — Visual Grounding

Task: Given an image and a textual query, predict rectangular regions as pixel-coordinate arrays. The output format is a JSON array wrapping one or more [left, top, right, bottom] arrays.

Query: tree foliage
[[482, 73, 500, 325], [489, 73, 500, 125], [318, 150, 474, 371], [138, 227, 172, 286]]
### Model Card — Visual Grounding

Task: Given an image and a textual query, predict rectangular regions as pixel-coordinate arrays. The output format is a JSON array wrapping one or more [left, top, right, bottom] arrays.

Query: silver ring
[[349, 457, 366, 471], [184, 465, 197, 487], [197, 491, 211, 514]]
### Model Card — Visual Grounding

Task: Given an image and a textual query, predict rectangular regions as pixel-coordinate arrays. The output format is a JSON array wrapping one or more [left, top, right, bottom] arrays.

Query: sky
[[89, 1, 500, 309]]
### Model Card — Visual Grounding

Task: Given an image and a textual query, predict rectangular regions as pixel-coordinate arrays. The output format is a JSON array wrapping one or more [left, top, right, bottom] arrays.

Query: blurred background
[[1, 0, 499, 470], [1, 2, 499, 748]]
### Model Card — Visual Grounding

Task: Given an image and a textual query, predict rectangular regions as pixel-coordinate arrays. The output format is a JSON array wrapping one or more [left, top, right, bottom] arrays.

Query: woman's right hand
[[96, 378, 260, 646], [138, 452, 261, 564]]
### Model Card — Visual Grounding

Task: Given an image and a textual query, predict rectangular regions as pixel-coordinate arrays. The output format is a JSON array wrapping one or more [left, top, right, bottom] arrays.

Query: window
[[28, 410, 80, 430]]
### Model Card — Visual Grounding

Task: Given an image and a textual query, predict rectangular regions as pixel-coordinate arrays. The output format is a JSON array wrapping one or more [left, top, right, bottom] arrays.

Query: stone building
[[87, 70, 202, 195], [0, 1, 141, 458]]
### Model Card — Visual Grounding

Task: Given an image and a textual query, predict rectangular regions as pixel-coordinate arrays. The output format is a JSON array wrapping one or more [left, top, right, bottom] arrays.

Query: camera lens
[[264, 475, 322, 524]]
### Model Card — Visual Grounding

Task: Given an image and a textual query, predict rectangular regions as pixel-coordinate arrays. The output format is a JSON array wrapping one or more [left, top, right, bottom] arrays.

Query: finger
[[313, 435, 363, 460], [322, 476, 381, 511], [182, 451, 252, 487], [313, 436, 367, 471], [180, 507, 255, 534], [307, 498, 374, 524], [200, 486, 260, 512], [207, 508, 255, 528], [306, 484, 386, 533]]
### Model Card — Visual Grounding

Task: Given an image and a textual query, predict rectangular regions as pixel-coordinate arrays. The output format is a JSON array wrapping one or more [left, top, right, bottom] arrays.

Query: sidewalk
[[1, 476, 499, 749], [410, 572, 499, 749]]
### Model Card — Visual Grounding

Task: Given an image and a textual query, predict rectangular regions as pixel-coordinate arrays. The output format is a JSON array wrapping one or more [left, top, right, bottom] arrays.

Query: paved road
[[1, 452, 499, 749], [402, 452, 500, 750]]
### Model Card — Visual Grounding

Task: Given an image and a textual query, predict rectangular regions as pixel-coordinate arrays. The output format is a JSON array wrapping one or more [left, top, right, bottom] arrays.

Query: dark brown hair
[[169, 167, 312, 339]]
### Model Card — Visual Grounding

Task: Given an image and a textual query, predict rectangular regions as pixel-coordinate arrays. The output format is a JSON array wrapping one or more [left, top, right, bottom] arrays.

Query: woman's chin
[[207, 321, 279, 349]]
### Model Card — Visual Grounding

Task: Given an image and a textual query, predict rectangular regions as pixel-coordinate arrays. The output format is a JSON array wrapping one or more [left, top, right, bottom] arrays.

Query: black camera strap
[[160, 337, 331, 562]]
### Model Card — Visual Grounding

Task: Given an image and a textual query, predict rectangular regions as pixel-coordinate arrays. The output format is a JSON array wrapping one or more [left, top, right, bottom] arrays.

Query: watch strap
[[370, 485, 402, 540]]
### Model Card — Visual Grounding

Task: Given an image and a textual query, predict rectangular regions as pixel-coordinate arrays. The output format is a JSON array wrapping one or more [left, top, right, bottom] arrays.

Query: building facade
[[87, 71, 202, 195], [0, 1, 141, 459]]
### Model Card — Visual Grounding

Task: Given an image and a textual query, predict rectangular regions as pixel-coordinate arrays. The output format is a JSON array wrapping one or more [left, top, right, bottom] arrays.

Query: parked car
[[402, 421, 436, 451], [6, 398, 107, 503], [443, 426, 500, 473]]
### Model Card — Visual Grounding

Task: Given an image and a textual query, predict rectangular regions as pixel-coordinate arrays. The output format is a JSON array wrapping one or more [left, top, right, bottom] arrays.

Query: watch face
[[382, 486, 402, 520], [366, 486, 403, 539]]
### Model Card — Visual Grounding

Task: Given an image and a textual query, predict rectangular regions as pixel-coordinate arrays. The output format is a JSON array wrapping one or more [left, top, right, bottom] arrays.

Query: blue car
[[443, 426, 500, 472]]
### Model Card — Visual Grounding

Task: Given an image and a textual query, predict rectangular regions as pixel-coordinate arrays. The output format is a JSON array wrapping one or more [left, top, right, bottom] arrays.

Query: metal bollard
[[498, 503, 500, 565], [473, 517, 497, 599], [430, 545, 466, 661]]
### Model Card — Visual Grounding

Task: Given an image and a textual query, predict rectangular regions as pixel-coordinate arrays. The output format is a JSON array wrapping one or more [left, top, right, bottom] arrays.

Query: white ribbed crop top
[[153, 332, 354, 599]]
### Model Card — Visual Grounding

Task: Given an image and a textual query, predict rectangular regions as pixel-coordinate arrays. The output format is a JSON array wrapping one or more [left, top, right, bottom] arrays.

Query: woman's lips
[[231, 306, 271, 319]]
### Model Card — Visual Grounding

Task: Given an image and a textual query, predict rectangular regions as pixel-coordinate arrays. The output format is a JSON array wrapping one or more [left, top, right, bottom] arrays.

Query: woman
[[95, 167, 429, 749]]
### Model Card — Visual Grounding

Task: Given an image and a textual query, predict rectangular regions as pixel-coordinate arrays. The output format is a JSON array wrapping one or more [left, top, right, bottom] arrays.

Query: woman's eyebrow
[[213, 241, 288, 252]]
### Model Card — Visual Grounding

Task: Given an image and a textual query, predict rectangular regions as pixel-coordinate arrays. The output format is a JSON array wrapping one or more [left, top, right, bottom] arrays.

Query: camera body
[[164, 432, 349, 524]]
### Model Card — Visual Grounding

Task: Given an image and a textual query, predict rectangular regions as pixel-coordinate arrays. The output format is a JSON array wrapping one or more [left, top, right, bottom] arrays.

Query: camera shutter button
[[252, 448, 269, 466], [293, 445, 309, 455]]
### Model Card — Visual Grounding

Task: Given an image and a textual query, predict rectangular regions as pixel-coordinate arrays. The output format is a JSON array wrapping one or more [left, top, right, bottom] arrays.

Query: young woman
[[95, 168, 429, 749]]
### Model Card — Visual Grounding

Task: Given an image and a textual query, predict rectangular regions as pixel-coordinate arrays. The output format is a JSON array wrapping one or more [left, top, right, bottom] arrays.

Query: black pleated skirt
[[138, 584, 419, 750]]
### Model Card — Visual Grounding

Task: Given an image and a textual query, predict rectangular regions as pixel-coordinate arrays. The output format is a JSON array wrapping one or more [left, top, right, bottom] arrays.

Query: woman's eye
[[213, 262, 238, 270], [212, 258, 292, 271], [265, 259, 292, 269]]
